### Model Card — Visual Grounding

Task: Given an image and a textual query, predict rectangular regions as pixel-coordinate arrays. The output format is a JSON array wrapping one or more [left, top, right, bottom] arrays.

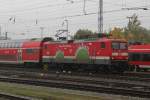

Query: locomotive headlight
[[121, 53, 128, 56], [112, 53, 118, 56]]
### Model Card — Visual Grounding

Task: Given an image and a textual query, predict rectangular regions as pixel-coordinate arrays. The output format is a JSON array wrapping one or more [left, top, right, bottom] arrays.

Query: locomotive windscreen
[[112, 42, 127, 50]]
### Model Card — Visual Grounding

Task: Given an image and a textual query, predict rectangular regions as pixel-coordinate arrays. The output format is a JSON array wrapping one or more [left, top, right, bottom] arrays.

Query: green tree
[[110, 27, 125, 39], [124, 14, 150, 43], [74, 29, 93, 39]]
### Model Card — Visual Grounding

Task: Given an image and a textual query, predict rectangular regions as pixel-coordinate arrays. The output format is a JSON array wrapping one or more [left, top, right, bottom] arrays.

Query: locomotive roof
[[45, 38, 126, 44]]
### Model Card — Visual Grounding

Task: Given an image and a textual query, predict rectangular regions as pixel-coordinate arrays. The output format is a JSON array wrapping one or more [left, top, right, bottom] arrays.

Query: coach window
[[142, 54, 150, 61], [19, 43, 22, 48], [1, 43, 3, 48], [3, 43, 6, 48], [11, 43, 14, 48], [14, 43, 18, 48], [7, 43, 11, 48], [26, 49, 34, 54], [0, 43, 1, 48], [16, 42, 20, 48], [7, 42, 11, 48], [8, 43, 10, 48], [130, 53, 141, 61], [2, 43, 5, 48], [101, 42, 106, 48], [6, 43, 8, 48], [3, 43, 5, 48], [10, 43, 13, 48], [16, 43, 19, 48], [12, 43, 15, 48]]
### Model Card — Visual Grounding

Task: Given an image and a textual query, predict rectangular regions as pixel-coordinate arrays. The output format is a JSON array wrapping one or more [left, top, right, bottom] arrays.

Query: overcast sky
[[0, 0, 149, 39]]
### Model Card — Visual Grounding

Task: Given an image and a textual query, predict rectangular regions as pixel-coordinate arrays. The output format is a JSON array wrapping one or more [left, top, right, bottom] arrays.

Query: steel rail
[[0, 92, 36, 100]]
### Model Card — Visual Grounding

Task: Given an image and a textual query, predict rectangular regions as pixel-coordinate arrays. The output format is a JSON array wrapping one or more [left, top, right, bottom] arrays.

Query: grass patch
[[0, 82, 107, 100]]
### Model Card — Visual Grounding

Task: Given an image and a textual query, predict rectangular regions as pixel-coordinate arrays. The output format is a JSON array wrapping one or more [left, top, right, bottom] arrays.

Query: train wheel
[[43, 63, 49, 72], [129, 65, 135, 71], [136, 66, 141, 72], [143, 68, 148, 72]]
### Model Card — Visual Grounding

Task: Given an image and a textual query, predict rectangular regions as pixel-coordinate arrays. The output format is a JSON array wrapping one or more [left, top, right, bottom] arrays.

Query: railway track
[[0, 66, 150, 98], [0, 92, 35, 100], [0, 67, 150, 84], [0, 75, 150, 98]]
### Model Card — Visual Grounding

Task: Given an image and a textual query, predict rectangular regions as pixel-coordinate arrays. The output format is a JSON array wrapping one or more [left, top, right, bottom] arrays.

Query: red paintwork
[[128, 44, 150, 53], [0, 49, 18, 61], [22, 41, 41, 62]]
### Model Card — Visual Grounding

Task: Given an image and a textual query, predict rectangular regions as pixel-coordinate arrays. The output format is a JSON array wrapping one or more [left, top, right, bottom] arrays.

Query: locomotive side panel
[[93, 41, 111, 65]]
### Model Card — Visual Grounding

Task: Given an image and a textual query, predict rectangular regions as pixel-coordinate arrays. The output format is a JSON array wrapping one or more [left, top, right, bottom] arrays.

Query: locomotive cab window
[[120, 43, 127, 49], [112, 42, 127, 50], [101, 42, 105, 48], [112, 42, 119, 49]]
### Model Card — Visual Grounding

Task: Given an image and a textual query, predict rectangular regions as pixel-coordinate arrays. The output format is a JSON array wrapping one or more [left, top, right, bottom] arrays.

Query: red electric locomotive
[[42, 38, 128, 72], [128, 44, 150, 71]]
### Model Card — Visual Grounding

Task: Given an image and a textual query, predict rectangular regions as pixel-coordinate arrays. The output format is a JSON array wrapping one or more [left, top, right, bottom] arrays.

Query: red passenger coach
[[0, 39, 44, 66], [128, 44, 150, 71], [42, 38, 128, 72], [0, 40, 25, 64]]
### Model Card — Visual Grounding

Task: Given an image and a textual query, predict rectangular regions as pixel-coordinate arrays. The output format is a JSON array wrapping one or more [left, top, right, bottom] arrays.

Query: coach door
[[17, 49, 22, 63]]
